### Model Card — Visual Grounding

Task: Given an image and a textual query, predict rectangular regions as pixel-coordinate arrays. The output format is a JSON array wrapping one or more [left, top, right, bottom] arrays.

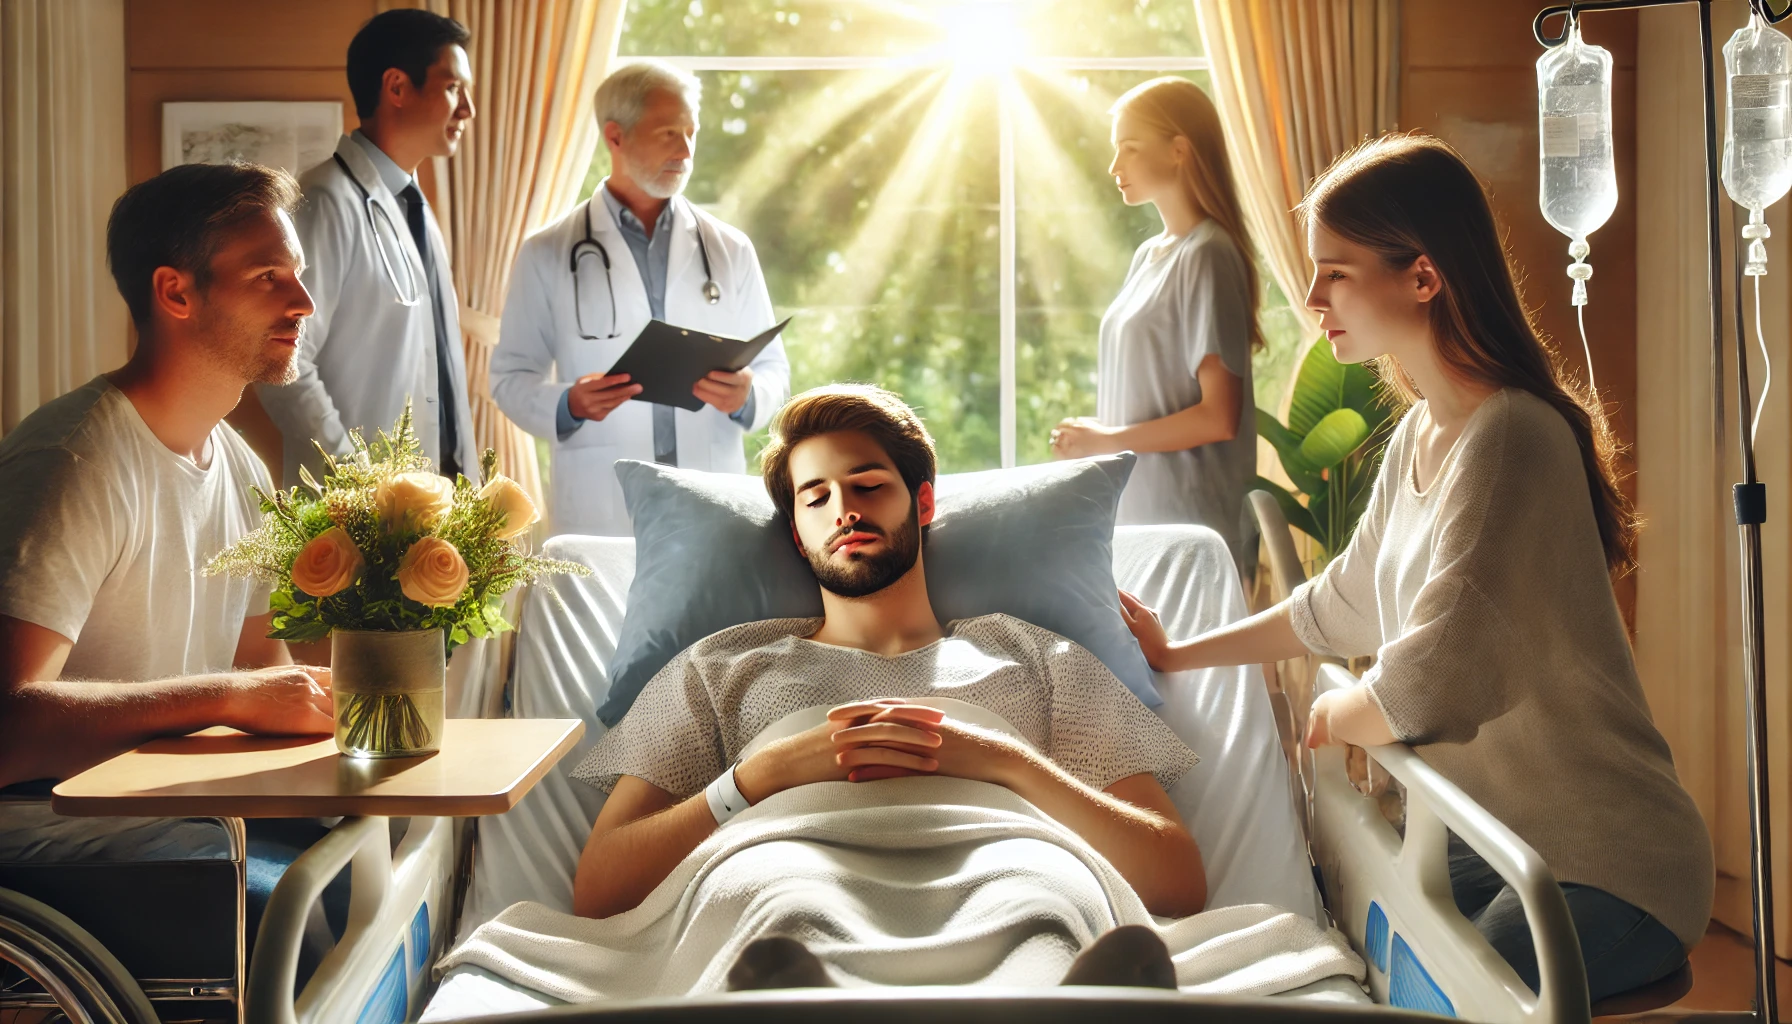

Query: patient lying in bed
[[571, 384, 1205, 984], [438, 386, 1360, 1001]]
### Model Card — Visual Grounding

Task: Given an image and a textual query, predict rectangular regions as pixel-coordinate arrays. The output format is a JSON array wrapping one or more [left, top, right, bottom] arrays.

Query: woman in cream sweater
[[1120, 133, 1711, 1004]]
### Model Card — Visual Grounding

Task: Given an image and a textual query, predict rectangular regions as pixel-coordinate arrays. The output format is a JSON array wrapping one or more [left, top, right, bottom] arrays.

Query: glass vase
[[331, 628, 445, 758]]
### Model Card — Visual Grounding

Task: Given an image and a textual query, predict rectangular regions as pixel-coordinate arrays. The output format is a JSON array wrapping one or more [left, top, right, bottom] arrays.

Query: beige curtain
[[1193, 0, 1400, 345], [0, 0, 128, 434], [423, 0, 627, 504]]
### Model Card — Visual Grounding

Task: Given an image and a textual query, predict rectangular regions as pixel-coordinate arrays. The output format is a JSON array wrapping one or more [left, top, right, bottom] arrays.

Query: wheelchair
[[0, 784, 469, 1024]]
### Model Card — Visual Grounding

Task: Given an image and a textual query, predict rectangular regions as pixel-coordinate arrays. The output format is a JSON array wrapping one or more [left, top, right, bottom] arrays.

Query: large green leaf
[[1251, 477, 1319, 543], [1307, 482, 1335, 554], [1287, 338, 1350, 437], [1299, 408, 1371, 469], [1255, 407, 1323, 495], [1342, 361, 1394, 434]]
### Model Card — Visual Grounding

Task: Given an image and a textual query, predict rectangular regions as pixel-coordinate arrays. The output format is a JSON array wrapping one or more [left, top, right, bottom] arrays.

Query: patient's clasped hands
[[732, 698, 1025, 804]]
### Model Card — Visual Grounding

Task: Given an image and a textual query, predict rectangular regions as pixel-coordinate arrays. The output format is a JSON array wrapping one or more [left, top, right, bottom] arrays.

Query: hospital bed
[[393, 522, 1602, 1023], [0, 524, 1622, 1023]]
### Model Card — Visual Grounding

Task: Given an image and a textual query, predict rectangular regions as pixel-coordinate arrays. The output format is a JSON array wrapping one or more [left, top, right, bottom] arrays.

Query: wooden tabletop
[[50, 718, 584, 819]]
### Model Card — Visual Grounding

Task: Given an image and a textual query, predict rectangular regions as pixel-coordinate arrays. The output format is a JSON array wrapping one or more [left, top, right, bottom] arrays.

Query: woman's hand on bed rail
[[1304, 687, 1398, 750]]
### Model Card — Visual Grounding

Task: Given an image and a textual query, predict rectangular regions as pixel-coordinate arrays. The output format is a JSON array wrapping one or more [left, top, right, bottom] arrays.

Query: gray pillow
[[598, 453, 1157, 725]]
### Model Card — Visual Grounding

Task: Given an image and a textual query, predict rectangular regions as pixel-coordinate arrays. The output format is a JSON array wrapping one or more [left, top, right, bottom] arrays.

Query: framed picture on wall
[[161, 101, 343, 176]]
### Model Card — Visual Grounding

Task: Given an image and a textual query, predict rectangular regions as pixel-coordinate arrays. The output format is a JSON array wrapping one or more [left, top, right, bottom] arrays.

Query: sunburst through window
[[586, 0, 1306, 472]]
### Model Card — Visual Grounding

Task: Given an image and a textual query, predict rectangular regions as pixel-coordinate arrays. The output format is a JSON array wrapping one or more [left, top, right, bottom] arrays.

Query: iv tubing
[[1576, 303, 1599, 400], [1755, 273, 1773, 445]]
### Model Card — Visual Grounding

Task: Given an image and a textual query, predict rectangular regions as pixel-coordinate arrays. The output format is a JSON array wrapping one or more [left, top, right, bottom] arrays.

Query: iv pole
[[1533, 1, 1788, 1019]]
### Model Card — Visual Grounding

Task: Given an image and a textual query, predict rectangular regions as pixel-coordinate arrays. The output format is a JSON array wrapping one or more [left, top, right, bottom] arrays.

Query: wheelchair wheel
[[0, 885, 156, 1024]]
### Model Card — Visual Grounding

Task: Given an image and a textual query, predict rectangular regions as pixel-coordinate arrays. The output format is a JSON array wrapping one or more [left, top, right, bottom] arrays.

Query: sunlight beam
[[816, 71, 977, 311]]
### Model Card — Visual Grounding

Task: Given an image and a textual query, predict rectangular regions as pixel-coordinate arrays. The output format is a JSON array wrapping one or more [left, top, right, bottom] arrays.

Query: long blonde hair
[[1111, 77, 1264, 351]]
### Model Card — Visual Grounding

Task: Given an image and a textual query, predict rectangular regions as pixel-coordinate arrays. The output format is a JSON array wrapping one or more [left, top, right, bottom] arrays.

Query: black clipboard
[[603, 317, 792, 412]]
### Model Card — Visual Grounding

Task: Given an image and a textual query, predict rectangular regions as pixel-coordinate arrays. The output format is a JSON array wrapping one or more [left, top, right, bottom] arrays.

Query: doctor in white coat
[[258, 9, 480, 485], [492, 60, 790, 536]]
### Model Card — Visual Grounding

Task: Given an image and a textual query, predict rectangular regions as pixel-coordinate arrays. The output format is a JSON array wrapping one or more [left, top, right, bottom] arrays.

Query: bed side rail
[[245, 814, 452, 1024], [1310, 663, 1587, 1024]]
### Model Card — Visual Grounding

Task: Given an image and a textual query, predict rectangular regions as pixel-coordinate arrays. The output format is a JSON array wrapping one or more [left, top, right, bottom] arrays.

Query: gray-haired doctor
[[491, 60, 790, 536]]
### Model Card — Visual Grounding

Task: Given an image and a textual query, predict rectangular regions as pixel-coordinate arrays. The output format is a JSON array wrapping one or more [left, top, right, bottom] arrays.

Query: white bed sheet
[[421, 965, 1368, 1020], [434, 524, 1330, 1016]]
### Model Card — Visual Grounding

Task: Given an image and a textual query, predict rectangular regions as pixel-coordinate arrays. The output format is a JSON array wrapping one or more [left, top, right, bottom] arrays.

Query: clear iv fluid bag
[[1537, 20, 1617, 243], [1723, 13, 1792, 216]]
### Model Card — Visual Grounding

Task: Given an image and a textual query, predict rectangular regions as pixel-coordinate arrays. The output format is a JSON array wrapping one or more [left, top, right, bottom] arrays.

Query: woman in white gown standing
[[1051, 77, 1261, 571]]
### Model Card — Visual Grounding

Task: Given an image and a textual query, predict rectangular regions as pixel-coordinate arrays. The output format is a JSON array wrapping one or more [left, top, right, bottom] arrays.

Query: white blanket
[[440, 777, 1362, 1001]]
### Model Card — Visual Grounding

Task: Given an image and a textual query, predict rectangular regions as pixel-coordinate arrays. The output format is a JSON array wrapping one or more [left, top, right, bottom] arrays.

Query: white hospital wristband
[[704, 763, 750, 825]]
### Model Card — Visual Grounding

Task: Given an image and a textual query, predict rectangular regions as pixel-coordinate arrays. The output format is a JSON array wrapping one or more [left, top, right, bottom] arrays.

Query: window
[[593, 0, 1304, 472]]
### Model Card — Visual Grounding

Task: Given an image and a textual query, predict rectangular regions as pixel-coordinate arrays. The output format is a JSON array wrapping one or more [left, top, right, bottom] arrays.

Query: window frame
[[655, 51, 1210, 467]]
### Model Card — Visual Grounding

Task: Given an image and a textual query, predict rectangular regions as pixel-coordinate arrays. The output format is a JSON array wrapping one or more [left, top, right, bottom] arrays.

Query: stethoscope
[[333, 153, 424, 308], [569, 195, 721, 340]]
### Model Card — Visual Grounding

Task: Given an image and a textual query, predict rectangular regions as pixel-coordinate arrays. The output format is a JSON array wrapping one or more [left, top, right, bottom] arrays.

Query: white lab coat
[[491, 195, 790, 536], [258, 135, 480, 486]]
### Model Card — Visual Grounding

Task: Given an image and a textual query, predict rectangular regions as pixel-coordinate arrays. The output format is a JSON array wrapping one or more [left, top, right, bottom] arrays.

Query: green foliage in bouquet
[[206, 405, 587, 652]]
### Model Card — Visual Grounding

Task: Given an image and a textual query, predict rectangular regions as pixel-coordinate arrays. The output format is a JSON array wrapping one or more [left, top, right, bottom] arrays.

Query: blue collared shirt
[[557, 183, 754, 439], [350, 129, 415, 198]]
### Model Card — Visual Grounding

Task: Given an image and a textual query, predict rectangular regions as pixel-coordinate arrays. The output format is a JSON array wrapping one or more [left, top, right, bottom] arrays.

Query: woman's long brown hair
[[1297, 133, 1638, 577]]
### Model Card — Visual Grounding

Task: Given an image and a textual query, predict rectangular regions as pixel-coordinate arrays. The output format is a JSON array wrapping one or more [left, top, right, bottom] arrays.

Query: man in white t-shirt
[[568, 384, 1204, 991], [0, 163, 332, 786], [0, 162, 344, 977]]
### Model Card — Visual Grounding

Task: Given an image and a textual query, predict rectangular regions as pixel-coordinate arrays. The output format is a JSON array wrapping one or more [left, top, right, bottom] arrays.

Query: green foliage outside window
[[595, 0, 1308, 474]]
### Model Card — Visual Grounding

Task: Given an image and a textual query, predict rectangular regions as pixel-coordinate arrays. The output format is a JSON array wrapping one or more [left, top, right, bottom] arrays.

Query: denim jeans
[[1448, 834, 1686, 1004]]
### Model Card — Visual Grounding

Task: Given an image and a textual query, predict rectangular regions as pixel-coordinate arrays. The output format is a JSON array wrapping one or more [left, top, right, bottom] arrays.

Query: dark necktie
[[399, 183, 461, 479]]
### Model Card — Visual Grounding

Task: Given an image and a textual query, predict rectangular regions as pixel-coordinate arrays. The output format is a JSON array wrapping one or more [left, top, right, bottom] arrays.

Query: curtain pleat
[[425, 0, 626, 508], [0, 0, 128, 434], [1194, 0, 1400, 359]]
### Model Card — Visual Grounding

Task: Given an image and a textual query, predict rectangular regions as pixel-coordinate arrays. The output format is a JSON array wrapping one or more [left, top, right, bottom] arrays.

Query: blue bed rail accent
[[1389, 933, 1455, 1017], [356, 947, 407, 1024], [1365, 902, 1390, 974], [410, 901, 430, 973]]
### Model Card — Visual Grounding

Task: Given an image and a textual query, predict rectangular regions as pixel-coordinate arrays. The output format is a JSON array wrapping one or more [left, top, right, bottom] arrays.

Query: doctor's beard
[[622, 152, 692, 201], [803, 500, 922, 599]]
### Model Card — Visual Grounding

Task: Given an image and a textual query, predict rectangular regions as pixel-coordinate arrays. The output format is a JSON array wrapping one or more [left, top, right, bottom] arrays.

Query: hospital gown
[[573, 613, 1198, 797]]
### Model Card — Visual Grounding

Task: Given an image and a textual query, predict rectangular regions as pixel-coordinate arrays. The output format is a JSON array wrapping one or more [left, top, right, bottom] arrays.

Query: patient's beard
[[806, 506, 921, 599]]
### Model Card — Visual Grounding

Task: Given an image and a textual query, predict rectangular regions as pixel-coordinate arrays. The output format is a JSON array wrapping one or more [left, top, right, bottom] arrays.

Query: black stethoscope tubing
[[570, 195, 721, 340], [333, 153, 424, 308]]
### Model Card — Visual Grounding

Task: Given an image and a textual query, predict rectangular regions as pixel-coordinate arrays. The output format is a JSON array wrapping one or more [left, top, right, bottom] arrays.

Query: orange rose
[[290, 527, 363, 598], [478, 474, 539, 539], [397, 536, 469, 608], [376, 472, 455, 530]]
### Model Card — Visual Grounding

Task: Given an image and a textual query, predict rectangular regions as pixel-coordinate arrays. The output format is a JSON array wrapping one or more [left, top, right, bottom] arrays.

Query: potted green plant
[[1254, 339, 1399, 564], [207, 407, 587, 758]]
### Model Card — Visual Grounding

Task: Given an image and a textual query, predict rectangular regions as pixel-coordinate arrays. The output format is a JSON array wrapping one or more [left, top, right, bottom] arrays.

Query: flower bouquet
[[208, 406, 586, 757]]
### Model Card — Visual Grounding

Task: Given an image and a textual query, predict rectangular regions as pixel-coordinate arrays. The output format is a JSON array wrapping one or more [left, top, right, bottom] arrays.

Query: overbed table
[[50, 718, 584, 1024]]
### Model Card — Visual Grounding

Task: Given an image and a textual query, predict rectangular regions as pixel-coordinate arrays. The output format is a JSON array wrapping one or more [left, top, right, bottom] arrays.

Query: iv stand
[[1533, 0, 1790, 1020]]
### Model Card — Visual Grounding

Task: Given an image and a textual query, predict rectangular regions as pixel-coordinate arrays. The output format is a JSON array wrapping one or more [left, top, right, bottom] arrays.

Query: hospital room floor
[[1605, 922, 1792, 1020]]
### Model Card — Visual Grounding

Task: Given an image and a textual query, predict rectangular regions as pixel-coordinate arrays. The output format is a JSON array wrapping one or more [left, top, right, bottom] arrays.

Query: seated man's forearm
[[1004, 759, 1206, 918], [0, 677, 236, 787]]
